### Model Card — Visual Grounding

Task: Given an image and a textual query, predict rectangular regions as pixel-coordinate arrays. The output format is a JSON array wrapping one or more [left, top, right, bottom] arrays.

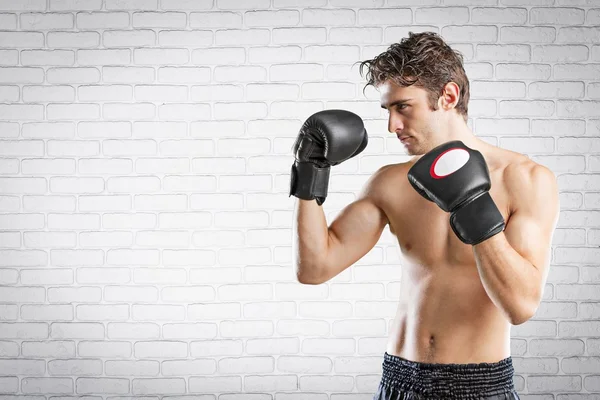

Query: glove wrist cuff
[[450, 192, 505, 245], [289, 161, 330, 205]]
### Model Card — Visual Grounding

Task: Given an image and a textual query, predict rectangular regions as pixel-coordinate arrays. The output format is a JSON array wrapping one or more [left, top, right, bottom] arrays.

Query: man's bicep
[[323, 168, 390, 280], [326, 197, 388, 276], [503, 165, 560, 275]]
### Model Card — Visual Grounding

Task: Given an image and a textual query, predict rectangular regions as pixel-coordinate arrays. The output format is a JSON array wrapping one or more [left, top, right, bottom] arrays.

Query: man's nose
[[388, 115, 403, 134]]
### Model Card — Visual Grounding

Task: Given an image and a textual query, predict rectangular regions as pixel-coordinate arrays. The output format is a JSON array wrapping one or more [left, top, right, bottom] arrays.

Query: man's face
[[379, 80, 444, 156]]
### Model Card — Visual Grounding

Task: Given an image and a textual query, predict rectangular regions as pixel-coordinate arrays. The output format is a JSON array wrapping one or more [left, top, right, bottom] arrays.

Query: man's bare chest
[[383, 169, 511, 266]]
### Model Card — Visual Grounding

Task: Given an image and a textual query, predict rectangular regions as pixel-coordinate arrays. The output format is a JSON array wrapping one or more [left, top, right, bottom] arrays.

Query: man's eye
[[397, 104, 408, 110]]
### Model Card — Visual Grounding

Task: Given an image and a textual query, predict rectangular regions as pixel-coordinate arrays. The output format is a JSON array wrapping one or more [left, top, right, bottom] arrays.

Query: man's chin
[[405, 146, 424, 156]]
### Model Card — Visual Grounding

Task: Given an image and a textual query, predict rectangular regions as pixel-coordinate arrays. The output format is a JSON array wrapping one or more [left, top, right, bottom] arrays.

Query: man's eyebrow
[[381, 98, 413, 109]]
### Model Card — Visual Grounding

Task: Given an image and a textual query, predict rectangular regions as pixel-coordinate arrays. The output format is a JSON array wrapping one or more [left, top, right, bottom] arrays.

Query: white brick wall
[[0, 0, 599, 397]]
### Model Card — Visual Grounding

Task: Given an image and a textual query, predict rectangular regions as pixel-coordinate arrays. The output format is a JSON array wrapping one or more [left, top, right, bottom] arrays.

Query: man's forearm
[[472, 233, 542, 325], [292, 198, 329, 283]]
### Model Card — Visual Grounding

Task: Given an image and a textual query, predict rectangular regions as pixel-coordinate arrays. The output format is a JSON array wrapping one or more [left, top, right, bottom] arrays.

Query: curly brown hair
[[358, 31, 470, 122]]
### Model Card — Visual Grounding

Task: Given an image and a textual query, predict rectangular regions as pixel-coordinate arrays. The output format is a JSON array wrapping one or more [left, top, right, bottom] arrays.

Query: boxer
[[290, 32, 559, 399]]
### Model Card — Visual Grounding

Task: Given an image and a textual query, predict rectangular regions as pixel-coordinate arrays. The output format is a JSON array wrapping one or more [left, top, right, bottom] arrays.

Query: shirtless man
[[289, 32, 560, 399]]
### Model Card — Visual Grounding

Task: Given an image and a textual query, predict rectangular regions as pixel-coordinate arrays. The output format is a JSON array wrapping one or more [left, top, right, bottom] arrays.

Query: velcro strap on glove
[[289, 161, 330, 206], [450, 192, 505, 245]]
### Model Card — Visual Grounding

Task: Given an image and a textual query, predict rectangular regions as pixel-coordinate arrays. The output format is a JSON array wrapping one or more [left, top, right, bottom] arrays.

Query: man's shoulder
[[503, 155, 556, 188], [358, 161, 411, 203], [369, 161, 411, 186], [502, 153, 558, 212], [484, 143, 553, 183]]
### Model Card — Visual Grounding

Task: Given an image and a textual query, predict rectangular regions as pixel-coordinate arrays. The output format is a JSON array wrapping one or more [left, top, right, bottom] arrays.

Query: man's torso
[[373, 143, 532, 364]]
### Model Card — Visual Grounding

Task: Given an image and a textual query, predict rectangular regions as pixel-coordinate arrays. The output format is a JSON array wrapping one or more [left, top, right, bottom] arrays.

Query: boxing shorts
[[373, 352, 520, 399]]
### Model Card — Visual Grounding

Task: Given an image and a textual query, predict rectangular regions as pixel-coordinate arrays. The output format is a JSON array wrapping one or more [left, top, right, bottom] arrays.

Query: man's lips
[[398, 135, 411, 142]]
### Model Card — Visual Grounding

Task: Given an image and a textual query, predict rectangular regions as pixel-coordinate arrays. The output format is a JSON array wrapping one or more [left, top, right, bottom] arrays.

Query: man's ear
[[440, 82, 460, 111]]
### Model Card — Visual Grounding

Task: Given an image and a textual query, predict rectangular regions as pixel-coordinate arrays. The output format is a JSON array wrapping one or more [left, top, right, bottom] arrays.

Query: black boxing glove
[[407, 140, 505, 245], [290, 110, 368, 205]]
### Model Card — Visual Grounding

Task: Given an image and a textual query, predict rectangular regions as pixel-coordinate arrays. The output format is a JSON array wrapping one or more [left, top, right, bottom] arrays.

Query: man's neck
[[439, 120, 486, 151]]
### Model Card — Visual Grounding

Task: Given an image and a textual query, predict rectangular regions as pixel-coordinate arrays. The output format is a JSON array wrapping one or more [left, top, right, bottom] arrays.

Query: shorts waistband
[[380, 352, 516, 399]]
